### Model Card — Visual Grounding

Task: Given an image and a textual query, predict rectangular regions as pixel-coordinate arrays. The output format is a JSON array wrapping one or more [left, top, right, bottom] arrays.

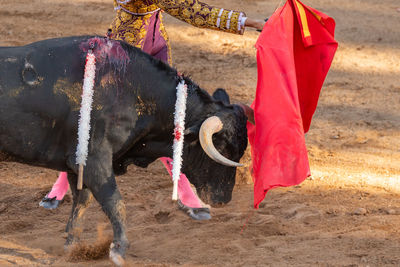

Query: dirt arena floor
[[1, 0, 400, 266]]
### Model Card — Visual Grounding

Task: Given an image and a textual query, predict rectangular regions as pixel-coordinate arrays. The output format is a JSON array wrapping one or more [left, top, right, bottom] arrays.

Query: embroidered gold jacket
[[110, 0, 246, 50]]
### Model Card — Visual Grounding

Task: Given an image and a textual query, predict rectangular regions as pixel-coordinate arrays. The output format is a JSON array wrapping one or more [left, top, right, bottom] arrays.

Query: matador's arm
[[153, 0, 247, 34]]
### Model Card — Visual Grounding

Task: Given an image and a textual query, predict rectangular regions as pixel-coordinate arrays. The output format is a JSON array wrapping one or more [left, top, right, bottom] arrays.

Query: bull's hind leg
[[65, 172, 93, 247]]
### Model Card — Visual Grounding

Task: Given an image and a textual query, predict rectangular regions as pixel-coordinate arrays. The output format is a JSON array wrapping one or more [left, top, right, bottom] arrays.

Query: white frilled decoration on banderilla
[[76, 50, 96, 190], [172, 80, 188, 200]]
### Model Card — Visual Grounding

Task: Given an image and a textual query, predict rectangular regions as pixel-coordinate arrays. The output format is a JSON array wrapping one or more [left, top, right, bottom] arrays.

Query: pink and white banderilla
[[172, 80, 188, 200], [76, 49, 96, 190]]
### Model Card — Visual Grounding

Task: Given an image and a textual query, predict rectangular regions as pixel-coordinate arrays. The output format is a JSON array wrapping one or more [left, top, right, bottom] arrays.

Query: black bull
[[0, 36, 249, 264]]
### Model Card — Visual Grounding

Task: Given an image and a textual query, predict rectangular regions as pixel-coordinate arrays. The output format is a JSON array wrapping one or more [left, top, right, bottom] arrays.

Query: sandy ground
[[1, 0, 400, 266]]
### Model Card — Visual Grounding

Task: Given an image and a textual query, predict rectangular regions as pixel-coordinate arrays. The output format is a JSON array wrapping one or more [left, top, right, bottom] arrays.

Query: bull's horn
[[199, 116, 243, 167], [238, 103, 255, 125]]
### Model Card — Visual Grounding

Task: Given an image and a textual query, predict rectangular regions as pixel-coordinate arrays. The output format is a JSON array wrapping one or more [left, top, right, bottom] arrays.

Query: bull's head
[[111, 73, 253, 207], [181, 89, 251, 206]]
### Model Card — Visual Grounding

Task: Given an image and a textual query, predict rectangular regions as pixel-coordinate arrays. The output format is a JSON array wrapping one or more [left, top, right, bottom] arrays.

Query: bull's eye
[[22, 62, 40, 86]]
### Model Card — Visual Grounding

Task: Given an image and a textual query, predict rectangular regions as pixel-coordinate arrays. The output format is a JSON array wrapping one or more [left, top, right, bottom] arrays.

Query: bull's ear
[[212, 88, 230, 105], [184, 125, 200, 143]]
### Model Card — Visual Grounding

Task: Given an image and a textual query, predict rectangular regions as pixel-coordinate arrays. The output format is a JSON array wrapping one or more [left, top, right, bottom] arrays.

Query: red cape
[[248, 0, 338, 208]]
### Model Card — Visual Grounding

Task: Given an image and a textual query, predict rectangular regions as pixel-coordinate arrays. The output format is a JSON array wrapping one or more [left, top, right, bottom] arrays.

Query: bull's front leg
[[65, 172, 93, 247], [80, 152, 129, 266]]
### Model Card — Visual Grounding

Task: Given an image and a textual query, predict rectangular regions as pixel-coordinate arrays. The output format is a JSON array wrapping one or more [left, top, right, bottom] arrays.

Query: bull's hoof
[[39, 195, 61, 210], [109, 241, 128, 267], [177, 200, 211, 221], [64, 232, 80, 250], [63, 241, 75, 253]]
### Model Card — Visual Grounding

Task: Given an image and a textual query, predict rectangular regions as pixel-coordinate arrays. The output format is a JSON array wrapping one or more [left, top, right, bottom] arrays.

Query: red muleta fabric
[[248, 0, 338, 208]]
